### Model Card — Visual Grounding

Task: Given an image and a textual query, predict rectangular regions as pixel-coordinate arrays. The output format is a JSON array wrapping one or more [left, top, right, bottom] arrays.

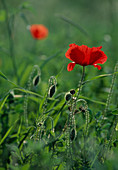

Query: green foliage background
[[0, 0, 118, 169]]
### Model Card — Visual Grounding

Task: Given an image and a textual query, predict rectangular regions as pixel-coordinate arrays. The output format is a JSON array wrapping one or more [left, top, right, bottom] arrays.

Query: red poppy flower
[[30, 24, 48, 40], [65, 43, 107, 71]]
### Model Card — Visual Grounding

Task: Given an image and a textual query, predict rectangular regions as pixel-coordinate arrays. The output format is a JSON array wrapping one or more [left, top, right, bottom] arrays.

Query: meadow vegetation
[[0, 0, 118, 169]]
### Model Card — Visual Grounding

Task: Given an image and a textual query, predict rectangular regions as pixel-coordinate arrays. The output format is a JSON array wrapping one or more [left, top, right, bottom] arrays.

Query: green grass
[[0, 0, 118, 169]]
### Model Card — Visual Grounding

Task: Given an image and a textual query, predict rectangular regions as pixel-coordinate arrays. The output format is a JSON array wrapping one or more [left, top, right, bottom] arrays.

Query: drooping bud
[[65, 93, 72, 101], [49, 85, 56, 98], [68, 106, 71, 111], [70, 89, 75, 95], [70, 129, 76, 141], [33, 75, 40, 86], [74, 109, 79, 114], [79, 106, 86, 113]]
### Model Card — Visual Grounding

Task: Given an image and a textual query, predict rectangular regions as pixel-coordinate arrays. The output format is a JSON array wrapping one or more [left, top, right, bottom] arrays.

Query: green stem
[[103, 62, 118, 118], [77, 66, 85, 96], [1, 0, 19, 83]]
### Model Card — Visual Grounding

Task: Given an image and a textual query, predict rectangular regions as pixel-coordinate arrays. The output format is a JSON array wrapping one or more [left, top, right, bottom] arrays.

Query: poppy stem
[[77, 66, 85, 96], [81, 66, 85, 83], [1, 0, 19, 83]]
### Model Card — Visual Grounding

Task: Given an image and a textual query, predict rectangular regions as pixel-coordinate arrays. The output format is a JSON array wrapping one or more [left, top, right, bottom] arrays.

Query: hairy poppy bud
[[79, 106, 86, 113], [74, 109, 79, 114], [33, 75, 40, 86], [70, 89, 75, 95], [49, 85, 56, 98], [70, 129, 76, 141], [68, 106, 71, 111], [82, 109, 86, 113], [65, 93, 72, 101]]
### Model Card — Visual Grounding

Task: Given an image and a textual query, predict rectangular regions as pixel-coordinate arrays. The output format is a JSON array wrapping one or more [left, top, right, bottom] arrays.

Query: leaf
[[102, 123, 111, 129], [115, 123, 118, 131], [18, 127, 34, 150], [79, 95, 106, 105], [20, 2, 31, 9], [21, 164, 30, 170], [83, 72, 118, 84], [0, 93, 9, 112], [54, 112, 61, 127], [13, 88, 43, 98], [58, 15, 89, 37], [20, 65, 33, 86], [54, 102, 66, 127], [0, 71, 54, 100], [0, 70, 18, 87], [58, 162, 66, 170], [111, 109, 118, 115], [0, 119, 19, 145], [40, 51, 61, 69], [45, 116, 54, 131], [0, 10, 6, 22], [19, 2, 34, 12], [0, 70, 8, 80], [17, 118, 22, 143]]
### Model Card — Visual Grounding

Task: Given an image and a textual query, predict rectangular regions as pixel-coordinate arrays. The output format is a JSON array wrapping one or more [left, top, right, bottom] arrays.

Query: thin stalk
[[1, 0, 19, 83], [103, 62, 118, 118], [107, 116, 117, 149], [77, 66, 85, 97], [77, 66, 87, 165]]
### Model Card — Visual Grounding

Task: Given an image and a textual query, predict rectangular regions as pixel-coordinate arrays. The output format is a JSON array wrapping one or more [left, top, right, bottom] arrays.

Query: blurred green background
[[0, 1, 118, 169], [0, 0, 118, 105]]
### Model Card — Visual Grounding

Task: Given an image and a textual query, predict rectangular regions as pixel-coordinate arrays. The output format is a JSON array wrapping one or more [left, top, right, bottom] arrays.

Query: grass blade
[[40, 51, 61, 69], [13, 88, 43, 98], [0, 70, 8, 80], [0, 119, 19, 145], [0, 93, 9, 111], [58, 15, 89, 37], [79, 95, 106, 105], [83, 71, 118, 84]]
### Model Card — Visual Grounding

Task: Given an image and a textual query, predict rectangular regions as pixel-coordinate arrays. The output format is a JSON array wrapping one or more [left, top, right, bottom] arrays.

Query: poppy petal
[[96, 46, 102, 50], [69, 43, 76, 47], [65, 45, 85, 65], [89, 49, 107, 65], [67, 62, 76, 71], [30, 24, 48, 39], [65, 44, 107, 72], [93, 64, 101, 70]]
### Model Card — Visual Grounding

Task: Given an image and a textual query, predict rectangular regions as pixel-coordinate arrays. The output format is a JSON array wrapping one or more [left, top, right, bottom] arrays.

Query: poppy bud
[[68, 106, 71, 111], [65, 93, 72, 101], [82, 109, 86, 113], [70, 129, 76, 141], [70, 89, 75, 95], [49, 85, 56, 98], [33, 75, 40, 86], [74, 109, 79, 114], [79, 106, 82, 111], [37, 122, 43, 127], [79, 106, 86, 113]]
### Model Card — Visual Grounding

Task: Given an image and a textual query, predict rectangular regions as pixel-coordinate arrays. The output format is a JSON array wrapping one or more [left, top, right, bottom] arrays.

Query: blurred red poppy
[[65, 43, 107, 71], [30, 24, 48, 40]]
